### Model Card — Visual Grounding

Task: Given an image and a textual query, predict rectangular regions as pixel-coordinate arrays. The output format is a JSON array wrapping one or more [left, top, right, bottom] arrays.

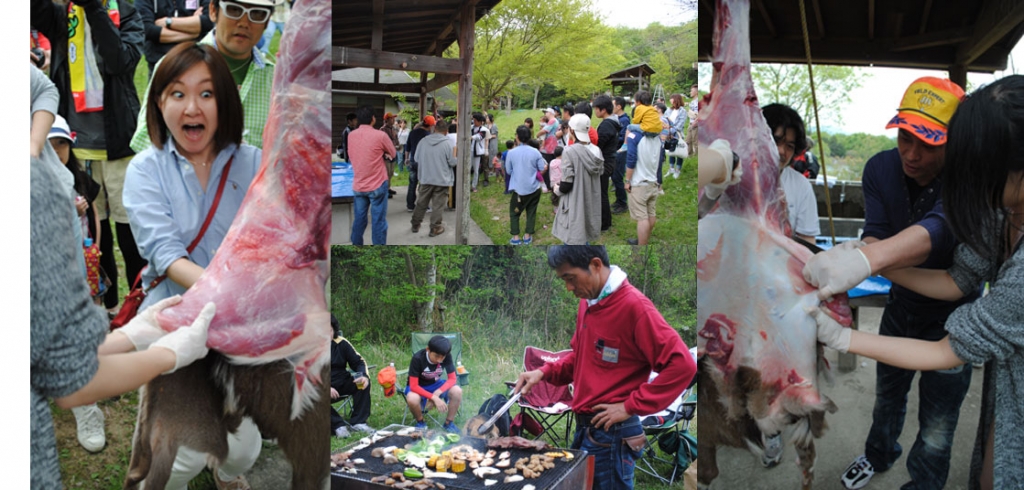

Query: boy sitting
[[405, 335, 463, 433]]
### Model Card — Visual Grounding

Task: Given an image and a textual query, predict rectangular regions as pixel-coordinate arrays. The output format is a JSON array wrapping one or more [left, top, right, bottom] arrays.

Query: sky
[[699, 37, 1024, 137], [591, 0, 697, 29]]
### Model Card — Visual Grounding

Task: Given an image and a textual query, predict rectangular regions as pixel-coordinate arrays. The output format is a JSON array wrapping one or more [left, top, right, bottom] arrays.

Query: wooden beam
[[419, 72, 428, 122], [455, 0, 477, 245], [948, 64, 967, 89], [742, 37, 1010, 72], [811, 0, 825, 38], [371, 0, 384, 51], [425, 73, 460, 92], [956, 0, 1024, 65], [892, 27, 972, 52], [426, 0, 480, 57], [868, 0, 875, 40], [919, 0, 933, 35], [332, 81, 423, 93], [753, 0, 776, 38], [333, 47, 464, 74]]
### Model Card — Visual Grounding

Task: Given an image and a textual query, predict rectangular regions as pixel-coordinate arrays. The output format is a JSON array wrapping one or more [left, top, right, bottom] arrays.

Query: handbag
[[110, 157, 235, 330], [664, 136, 680, 152]]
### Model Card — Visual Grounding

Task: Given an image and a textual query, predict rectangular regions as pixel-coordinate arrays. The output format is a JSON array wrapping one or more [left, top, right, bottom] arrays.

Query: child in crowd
[[500, 139, 514, 194], [549, 146, 563, 208], [404, 335, 463, 432], [620, 90, 664, 152]]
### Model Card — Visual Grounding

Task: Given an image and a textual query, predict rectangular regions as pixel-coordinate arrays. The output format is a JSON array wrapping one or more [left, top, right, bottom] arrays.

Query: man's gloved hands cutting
[[802, 240, 871, 300]]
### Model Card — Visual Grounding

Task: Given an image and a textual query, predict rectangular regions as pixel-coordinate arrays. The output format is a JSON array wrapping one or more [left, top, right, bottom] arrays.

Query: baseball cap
[[568, 114, 592, 143], [885, 77, 965, 146], [543, 107, 557, 115], [384, 112, 395, 120], [48, 115, 76, 144], [422, 115, 436, 126]]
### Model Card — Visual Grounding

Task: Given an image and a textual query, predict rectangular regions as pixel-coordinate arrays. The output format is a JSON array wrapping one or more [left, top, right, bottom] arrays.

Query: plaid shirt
[[130, 31, 275, 153]]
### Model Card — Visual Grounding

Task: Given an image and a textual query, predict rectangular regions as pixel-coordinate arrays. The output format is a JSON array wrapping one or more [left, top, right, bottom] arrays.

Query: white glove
[[119, 295, 183, 351], [150, 302, 216, 374], [704, 139, 742, 200], [805, 305, 852, 353], [833, 239, 866, 252], [802, 247, 872, 300], [553, 185, 563, 197]]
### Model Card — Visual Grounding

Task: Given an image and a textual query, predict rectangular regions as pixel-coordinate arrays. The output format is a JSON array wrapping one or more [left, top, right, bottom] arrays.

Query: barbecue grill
[[332, 424, 593, 490]]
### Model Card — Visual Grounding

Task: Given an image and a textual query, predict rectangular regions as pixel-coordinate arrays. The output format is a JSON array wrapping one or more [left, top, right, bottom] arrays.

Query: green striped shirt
[[130, 31, 275, 153]]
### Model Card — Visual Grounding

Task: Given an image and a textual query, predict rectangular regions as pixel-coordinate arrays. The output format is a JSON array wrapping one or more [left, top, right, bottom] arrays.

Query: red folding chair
[[513, 346, 575, 448]]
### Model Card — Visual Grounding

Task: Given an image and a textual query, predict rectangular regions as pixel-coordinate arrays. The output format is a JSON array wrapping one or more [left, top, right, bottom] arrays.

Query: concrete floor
[[706, 306, 985, 490], [335, 184, 494, 245]]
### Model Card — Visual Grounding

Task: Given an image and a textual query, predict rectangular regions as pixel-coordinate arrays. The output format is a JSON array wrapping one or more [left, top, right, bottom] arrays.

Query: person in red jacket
[[515, 245, 697, 490], [405, 335, 463, 433]]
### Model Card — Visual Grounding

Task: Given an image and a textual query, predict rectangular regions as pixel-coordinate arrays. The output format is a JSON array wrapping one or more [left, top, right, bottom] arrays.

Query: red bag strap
[[137, 156, 235, 292]]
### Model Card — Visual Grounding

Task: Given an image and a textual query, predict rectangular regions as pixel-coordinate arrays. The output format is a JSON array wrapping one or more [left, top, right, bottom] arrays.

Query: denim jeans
[[351, 180, 389, 245], [864, 294, 972, 490], [612, 152, 627, 206], [571, 415, 644, 490], [406, 167, 419, 211]]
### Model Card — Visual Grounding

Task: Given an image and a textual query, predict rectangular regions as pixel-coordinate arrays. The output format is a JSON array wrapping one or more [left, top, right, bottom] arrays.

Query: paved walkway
[[337, 184, 493, 245]]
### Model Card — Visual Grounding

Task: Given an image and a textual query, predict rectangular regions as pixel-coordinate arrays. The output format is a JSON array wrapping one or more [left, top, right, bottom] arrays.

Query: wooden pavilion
[[605, 63, 657, 96], [697, 0, 1024, 88], [334, 0, 504, 244]]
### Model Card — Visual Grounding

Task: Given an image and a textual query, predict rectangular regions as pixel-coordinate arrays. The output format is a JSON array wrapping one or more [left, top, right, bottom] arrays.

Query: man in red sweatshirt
[[405, 335, 463, 433], [515, 245, 696, 490]]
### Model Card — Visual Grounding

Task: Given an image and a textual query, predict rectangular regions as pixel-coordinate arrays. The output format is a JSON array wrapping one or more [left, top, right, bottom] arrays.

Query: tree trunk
[[505, 94, 512, 116], [420, 251, 437, 331], [532, 85, 540, 110]]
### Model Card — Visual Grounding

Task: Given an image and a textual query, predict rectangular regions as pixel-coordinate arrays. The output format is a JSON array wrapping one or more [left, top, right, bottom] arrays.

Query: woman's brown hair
[[670, 93, 683, 109], [146, 42, 243, 152]]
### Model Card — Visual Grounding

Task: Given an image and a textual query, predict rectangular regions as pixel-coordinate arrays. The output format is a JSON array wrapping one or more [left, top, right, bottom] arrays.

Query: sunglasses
[[220, 1, 271, 23]]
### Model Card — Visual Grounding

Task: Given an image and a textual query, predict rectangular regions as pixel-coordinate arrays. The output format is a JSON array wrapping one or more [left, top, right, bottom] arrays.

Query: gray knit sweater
[[30, 155, 107, 488], [946, 220, 1024, 490]]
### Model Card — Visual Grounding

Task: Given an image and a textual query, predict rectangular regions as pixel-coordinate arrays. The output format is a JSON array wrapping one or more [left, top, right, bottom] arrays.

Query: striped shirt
[[130, 31, 275, 153]]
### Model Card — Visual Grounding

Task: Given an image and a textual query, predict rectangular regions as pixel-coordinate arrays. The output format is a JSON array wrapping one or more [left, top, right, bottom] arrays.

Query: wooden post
[[949, 64, 967, 90], [419, 72, 428, 121], [455, 0, 477, 245]]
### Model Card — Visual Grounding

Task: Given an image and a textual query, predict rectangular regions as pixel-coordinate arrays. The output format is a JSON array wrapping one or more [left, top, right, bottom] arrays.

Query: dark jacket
[[32, 0, 143, 161], [137, 0, 213, 65], [597, 118, 621, 176], [331, 336, 367, 389]]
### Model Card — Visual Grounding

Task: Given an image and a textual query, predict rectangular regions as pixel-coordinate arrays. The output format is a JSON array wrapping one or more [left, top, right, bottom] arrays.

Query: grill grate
[[332, 425, 588, 490]]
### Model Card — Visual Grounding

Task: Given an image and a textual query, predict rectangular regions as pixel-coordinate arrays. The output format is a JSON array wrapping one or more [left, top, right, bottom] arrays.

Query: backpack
[[477, 394, 512, 436]]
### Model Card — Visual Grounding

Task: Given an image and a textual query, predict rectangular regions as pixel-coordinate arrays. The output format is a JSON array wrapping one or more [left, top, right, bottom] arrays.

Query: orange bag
[[377, 364, 397, 398]]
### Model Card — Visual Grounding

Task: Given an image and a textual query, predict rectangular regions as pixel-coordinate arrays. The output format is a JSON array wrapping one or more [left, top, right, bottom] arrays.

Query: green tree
[[752, 64, 866, 129], [454, 0, 615, 111]]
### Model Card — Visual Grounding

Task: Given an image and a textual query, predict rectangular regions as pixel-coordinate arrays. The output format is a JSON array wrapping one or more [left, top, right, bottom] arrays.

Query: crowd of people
[[699, 75, 1024, 488], [337, 85, 699, 245], [30, 0, 294, 487]]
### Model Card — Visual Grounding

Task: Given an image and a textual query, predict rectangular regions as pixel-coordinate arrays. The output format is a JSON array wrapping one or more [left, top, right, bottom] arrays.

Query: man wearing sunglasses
[[131, 0, 279, 154]]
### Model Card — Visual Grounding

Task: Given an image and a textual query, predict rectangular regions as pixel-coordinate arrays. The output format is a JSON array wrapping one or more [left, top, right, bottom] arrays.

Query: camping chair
[[332, 365, 376, 429], [510, 346, 575, 448], [635, 356, 698, 485], [395, 332, 469, 427]]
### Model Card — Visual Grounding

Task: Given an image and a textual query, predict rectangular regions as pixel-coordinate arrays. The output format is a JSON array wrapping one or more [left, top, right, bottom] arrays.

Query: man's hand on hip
[[590, 402, 630, 430]]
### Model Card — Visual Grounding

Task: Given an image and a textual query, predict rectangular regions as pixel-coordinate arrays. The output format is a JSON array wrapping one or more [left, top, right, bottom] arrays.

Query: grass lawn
[[395, 109, 697, 245], [331, 341, 693, 489]]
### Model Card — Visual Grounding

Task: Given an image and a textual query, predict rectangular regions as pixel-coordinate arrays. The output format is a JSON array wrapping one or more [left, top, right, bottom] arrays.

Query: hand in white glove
[[805, 305, 852, 353], [553, 185, 563, 197], [802, 247, 872, 300], [704, 139, 742, 200], [150, 302, 216, 374], [119, 295, 183, 351]]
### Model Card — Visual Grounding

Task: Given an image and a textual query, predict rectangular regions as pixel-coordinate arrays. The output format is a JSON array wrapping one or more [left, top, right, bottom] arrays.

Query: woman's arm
[[848, 332, 964, 371], [883, 267, 964, 301], [166, 257, 205, 290], [54, 348, 176, 408]]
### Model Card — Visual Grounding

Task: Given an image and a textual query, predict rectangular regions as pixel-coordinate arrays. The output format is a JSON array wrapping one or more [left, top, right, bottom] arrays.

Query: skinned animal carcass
[[125, 0, 331, 488], [696, 1, 852, 488]]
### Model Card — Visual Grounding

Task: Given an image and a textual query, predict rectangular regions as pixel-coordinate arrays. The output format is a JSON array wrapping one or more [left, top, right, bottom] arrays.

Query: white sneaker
[[71, 404, 105, 452], [394, 171, 399, 176], [840, 454, 876, 489], [334, 426, 350, 438], [672, 168, 680, 179], [351, 423, 374, 433]]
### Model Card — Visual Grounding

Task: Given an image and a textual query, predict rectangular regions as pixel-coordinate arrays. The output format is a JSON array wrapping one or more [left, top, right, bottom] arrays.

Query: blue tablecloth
[[815, 237, 891, 299], [332, 163, 353, 198]]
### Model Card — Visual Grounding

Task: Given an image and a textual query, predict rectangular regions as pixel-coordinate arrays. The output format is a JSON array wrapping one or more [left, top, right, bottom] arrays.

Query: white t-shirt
[[779, 166, 820, 238]]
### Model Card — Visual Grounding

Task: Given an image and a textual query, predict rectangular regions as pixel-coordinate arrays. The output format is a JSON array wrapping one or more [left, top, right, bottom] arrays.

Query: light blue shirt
[[505, 144, 547, 196], [123, 140, 261, 307]]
